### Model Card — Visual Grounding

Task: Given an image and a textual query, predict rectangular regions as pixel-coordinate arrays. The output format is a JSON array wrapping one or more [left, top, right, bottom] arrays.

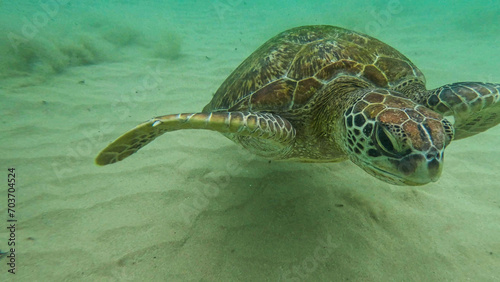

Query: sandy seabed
[[0, 1, 499, 281]]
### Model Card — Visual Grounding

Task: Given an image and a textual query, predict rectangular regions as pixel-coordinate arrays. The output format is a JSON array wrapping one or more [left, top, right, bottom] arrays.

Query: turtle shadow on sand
[[97, 156, 442, 280]]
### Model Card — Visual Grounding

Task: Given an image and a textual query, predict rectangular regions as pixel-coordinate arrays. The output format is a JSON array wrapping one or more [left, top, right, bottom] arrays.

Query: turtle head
[[342, 90, 454, 186]]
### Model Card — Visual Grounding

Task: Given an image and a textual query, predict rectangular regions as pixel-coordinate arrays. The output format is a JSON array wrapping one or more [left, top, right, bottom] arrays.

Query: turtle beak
[[357, 151, 445, 186], [396, 151, 443, 185], [427, 157, 442, 182]]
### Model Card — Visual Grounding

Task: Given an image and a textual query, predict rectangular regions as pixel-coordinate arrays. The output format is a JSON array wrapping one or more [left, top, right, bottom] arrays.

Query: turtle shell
[[203, 25, 425, 113]]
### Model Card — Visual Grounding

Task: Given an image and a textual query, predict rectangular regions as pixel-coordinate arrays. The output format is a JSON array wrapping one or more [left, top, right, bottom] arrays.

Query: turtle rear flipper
[[95, 112, 296, 166], [425, 82, 500, 140]]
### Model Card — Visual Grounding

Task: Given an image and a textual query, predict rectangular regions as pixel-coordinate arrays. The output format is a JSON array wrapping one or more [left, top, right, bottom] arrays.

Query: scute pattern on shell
[[203, 25, 425, 114]]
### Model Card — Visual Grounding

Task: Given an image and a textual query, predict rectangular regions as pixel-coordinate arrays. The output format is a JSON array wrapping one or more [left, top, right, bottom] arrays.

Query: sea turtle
[[95, 25, 500, 186]]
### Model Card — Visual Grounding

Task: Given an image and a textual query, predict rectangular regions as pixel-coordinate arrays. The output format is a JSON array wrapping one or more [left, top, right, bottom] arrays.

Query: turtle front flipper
[[424, 82, 500, 140], [95, 112, 296, 165]]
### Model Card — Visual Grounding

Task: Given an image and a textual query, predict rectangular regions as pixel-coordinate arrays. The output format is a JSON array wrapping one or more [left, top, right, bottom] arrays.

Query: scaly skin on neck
[[311, 76, 375, 156]]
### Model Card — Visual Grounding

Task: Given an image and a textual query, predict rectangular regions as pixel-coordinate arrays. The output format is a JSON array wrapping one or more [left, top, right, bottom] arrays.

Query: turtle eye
[[375, 125, 403, 156]]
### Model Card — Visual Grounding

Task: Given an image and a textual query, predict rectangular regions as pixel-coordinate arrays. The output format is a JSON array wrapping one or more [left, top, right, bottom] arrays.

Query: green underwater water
[[1, 0, 498, 78]]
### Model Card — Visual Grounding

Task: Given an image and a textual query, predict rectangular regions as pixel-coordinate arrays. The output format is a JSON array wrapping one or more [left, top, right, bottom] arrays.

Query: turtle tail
[[95, 112, 296, 165], [424, 82, 500, 140]]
